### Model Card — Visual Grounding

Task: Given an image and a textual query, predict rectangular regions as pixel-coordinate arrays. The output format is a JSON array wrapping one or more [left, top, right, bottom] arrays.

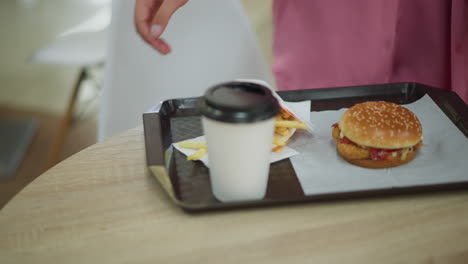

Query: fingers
[[134, 0, 161, 44], [149, 0, 188, 39], [134, 0, 170, 54], [134, 0, 187, 54], [152, 38, 172, 54]]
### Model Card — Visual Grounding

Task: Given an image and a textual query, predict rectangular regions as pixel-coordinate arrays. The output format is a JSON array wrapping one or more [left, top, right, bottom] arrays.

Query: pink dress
[[272, 0, 468, 103]]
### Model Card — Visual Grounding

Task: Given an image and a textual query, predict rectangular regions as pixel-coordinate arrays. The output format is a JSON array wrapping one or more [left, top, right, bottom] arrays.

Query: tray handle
[[143, 102, 183, 202], [143, 102, 168, 166], [143, 97, 202, 166]]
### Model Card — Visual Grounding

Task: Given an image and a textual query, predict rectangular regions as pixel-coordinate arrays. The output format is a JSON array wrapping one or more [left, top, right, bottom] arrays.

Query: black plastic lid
[[200, 81, 280, 123]]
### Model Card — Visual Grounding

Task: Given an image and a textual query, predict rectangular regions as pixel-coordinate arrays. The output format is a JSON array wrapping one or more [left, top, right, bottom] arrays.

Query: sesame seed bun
[[338, 101, 422, 149]]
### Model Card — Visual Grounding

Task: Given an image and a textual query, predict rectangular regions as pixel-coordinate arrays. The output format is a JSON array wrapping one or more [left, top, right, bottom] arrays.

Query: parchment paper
[[288, 95, 468, 195]]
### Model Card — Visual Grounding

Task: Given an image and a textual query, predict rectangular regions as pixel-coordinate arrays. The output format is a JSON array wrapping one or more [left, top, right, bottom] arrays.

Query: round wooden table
[[1, 126, 468, 263]]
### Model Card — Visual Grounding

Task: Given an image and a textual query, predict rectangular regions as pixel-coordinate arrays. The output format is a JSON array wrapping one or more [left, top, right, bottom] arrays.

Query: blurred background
[[0, 0, 272, 207]]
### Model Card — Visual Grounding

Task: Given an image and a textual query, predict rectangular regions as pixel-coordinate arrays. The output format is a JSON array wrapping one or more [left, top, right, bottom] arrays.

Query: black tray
[[143, 83, 468, 212]]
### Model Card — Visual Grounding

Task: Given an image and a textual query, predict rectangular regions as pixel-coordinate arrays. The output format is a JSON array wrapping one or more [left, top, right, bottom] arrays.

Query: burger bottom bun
[[336, 144, 417, 169]]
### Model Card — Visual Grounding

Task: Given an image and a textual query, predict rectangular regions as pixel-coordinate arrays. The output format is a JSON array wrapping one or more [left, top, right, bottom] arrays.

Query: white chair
[[31, 4, 111, 168], [32, 4, 110, 65], [98, 0, 273, 141]]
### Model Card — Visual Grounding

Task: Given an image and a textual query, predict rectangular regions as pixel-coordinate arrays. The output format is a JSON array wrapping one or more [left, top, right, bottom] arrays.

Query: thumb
[[150, 0, 188, 39]]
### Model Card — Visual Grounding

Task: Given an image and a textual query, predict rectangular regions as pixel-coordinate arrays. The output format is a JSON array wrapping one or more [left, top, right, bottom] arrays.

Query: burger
[[332, 101, 423, 169]]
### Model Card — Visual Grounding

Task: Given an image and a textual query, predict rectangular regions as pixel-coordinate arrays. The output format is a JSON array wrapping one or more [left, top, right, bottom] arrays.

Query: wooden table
[[1, 126, 468, 263]]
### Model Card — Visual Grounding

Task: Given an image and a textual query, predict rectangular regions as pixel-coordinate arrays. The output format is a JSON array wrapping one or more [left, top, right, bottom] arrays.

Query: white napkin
[[173, 88, 312, 167], [236, 79, 314, 132]]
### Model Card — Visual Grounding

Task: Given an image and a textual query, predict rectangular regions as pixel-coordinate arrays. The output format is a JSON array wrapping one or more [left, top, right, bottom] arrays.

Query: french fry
[[275, 126, 288, 133], [178, 141, 207, 149], [187, 148, 207, 160], [272, 137, 286, 147], [272, 145, 285, 152], [271, 107, 303, 152], [272, 106, 309, 153], [275, 120, 307, 129], [280, 109, 292, 119], [275, 128, 290, 137]]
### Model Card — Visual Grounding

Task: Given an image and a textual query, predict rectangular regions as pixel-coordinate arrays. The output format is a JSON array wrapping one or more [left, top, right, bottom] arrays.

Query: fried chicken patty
[[332, 125, 421, 161], [336, 141, 370, 160]]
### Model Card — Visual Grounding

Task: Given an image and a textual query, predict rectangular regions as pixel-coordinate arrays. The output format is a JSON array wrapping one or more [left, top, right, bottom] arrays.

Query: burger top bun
[[338, 101, 422, 149]]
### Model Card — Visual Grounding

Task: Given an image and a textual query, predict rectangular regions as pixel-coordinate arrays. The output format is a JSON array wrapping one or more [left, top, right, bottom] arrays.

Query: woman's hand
[[134, 0, 188, 54]]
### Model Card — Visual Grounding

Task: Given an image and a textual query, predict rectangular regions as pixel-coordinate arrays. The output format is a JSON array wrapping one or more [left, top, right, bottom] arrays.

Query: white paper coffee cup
[[200, 81, 280, 202]]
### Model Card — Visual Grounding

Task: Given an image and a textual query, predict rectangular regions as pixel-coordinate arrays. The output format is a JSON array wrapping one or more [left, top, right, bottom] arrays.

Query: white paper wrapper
[[274, 100, 312, 145], [173, 85, 312, 167], [288, 95, 468, 195], [173, 135, 299, 167], [235, 79, 314, 132]]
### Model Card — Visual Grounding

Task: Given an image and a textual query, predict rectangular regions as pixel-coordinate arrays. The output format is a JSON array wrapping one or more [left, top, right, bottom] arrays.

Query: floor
[[0, 107, 96, 208], [0, 0, 272, 208]]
